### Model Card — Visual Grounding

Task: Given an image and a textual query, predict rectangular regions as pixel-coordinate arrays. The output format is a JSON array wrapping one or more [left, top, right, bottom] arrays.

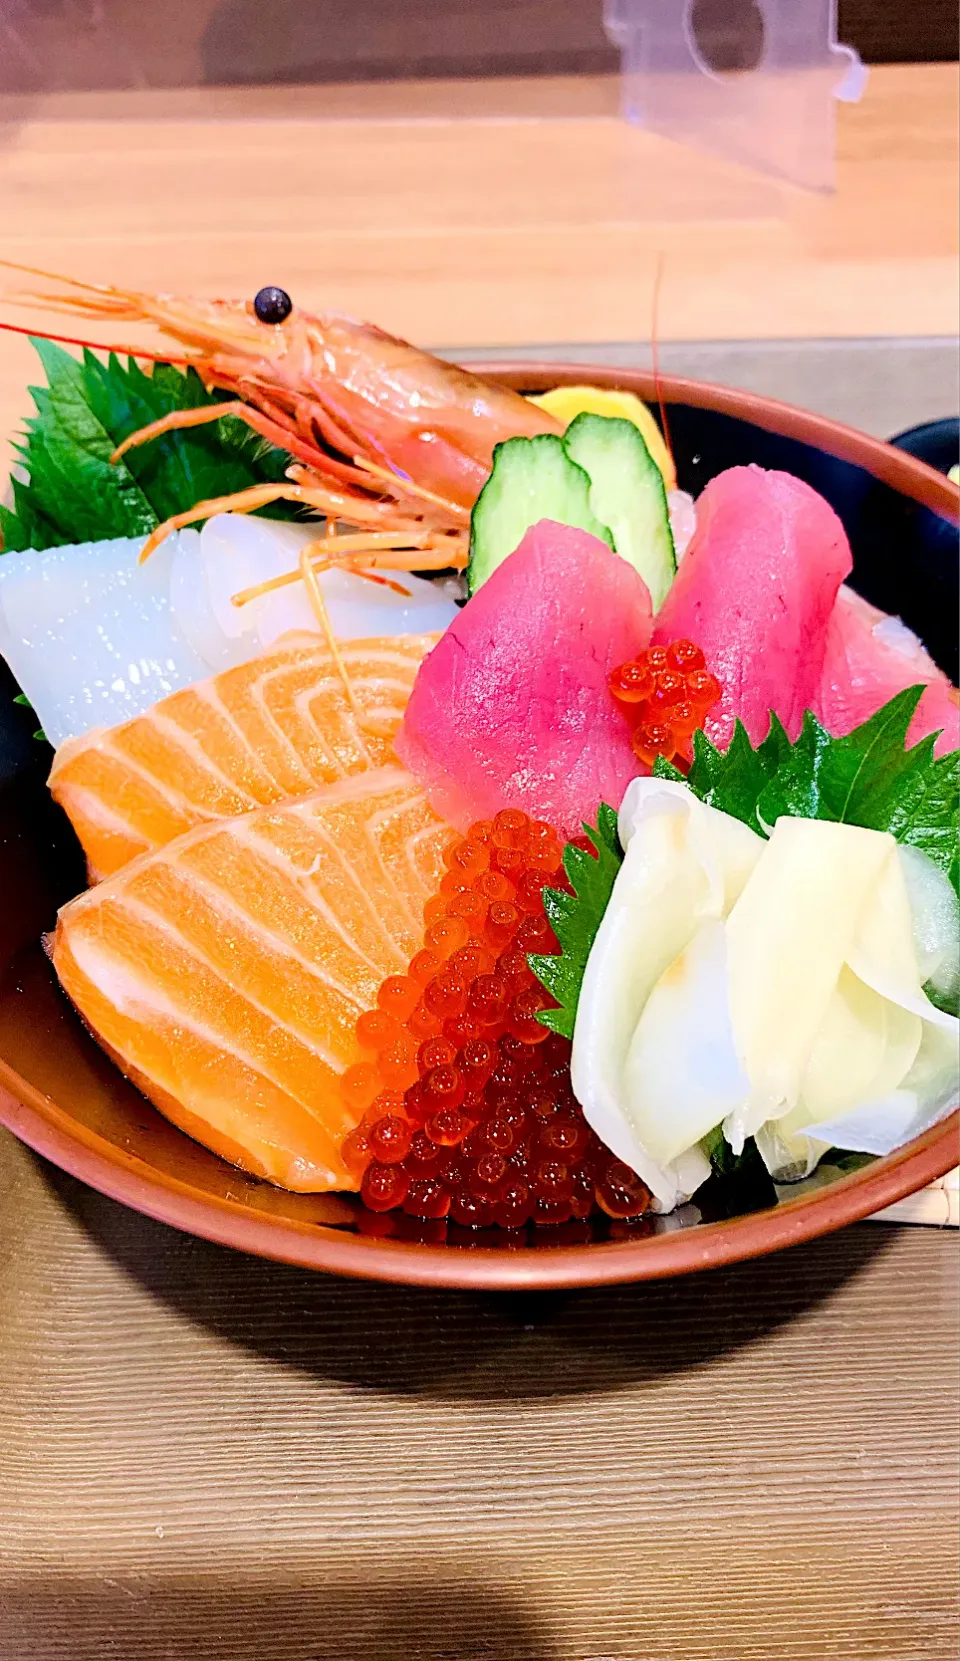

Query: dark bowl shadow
[[0, 1564, 558, 1661], [40, 1152, 893, 1400]]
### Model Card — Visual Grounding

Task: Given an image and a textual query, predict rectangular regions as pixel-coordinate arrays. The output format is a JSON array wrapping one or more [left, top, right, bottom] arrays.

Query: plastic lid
[[603, 0, 867, 191]]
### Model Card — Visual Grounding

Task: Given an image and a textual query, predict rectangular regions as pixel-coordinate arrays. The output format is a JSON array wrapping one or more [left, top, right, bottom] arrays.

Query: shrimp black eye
[[253, 286, 292, 324]]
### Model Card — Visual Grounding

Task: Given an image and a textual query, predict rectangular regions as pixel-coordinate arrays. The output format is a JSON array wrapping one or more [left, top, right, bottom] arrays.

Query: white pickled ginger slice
[[723, 818, 910, 1149], [897, 843, 960, 1006], [736, 821, 959, 1177], [571, 776, 763, 1209], [623, 918, 749, 1167], [575, 784, 958, 1198]]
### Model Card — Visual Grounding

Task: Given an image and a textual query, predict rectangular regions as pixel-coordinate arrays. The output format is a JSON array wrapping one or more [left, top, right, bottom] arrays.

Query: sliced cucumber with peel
[[467, 435, 613, 596], [466, 414, 676, 607], [563, 412, 676, 610]]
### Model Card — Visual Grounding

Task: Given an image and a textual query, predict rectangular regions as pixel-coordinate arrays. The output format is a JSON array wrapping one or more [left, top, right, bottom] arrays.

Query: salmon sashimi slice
[[51, 767, 455, 1193], [48, 631, 437, 882]]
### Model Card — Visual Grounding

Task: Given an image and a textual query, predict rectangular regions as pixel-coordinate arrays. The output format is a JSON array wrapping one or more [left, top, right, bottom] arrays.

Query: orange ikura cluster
[[339, 808, 652, 1230], [609, 639, 722, 766]]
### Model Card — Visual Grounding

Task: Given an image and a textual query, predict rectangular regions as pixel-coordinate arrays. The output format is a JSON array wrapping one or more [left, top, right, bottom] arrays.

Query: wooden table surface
[[0, 62, 957, 461], [0, 1128, 957, 1661]]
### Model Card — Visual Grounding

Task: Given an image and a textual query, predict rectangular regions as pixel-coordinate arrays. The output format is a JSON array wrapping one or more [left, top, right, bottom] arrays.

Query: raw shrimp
[[0, 263, 561, 564]]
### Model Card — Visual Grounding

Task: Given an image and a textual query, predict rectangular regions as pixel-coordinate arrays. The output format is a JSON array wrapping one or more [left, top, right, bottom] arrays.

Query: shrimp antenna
[[0, 319, 187, 366], [0, 258, 124, 295], [651, 252, 675, 475]]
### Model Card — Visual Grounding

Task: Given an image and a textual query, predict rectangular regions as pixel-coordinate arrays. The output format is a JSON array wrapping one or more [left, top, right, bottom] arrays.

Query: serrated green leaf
[[883, 747, 960, 893], [818, 685, 926, 820], [690, 718, 784, 834], [529, 802, 624, 1039], [0, 337, 307, 554], [4, 339, 156, 545], [0, 475, 62, 551], [754, 710, 834, 825], [654, 717, 789, 835], [755, 687, 930, 832], [651, 754, 685, 786], [81, 352, 299, 527]]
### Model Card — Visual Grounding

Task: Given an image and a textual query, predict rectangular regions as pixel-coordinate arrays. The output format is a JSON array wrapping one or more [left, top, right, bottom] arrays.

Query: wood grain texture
[[0, 64, 956, 465], [0, 1127, 957, 1661]]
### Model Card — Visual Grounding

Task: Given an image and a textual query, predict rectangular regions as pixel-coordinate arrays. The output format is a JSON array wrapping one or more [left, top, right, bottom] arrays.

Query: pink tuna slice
[[395, 520, 653, 836], [653, 465, 852, 746], [815, 584, 959, 757]]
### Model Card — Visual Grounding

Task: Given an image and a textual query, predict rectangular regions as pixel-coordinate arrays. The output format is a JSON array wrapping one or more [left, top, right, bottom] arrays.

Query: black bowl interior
[[889, 415, 959, 477], [665, 403, 959, 681]]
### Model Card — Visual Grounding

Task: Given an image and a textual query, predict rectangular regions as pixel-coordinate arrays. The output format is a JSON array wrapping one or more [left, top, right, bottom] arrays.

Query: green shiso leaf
[[4, 338, 156, 547], [528, 802, 624, 1040], [0, 338, 305, 554], [0, 471, 63, 552], [80, 352, 298, 526], [653, 714, 790, 836]]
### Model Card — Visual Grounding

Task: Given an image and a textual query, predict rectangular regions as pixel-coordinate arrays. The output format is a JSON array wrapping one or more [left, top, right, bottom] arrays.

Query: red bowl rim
[[0, 361, 957, 1289]]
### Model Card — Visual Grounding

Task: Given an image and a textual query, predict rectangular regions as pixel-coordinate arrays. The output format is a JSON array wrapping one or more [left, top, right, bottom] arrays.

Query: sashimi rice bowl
[[0, 267, 957, 1284]]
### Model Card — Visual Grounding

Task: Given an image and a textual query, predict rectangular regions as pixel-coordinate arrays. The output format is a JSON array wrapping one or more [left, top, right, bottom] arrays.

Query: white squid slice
[[0, 514, 460, 748]]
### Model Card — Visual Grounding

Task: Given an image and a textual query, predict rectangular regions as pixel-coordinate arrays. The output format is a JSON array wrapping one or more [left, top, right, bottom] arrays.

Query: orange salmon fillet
[[51, 767, 455, 1193], [48, 632, 437, 882]]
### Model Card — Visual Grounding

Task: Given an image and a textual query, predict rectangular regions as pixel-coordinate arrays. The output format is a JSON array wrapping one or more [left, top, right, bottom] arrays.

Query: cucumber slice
[[563, 413, 676, 610], [467, 434, 613, 595]]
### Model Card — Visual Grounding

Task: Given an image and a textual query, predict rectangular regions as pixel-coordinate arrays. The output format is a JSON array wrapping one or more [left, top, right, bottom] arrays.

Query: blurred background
[[0, 0, 956, 94]]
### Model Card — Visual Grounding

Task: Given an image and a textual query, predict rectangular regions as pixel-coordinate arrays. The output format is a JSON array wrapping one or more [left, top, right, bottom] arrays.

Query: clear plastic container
[[603, 0, 867, 191]]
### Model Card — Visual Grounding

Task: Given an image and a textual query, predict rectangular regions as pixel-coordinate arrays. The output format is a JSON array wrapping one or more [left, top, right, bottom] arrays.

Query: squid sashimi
[[816, 586, 959, 756], [396, 521, 653, 837], [50, 633, 436, 882], [0, 515, 459, 750], [51, 767, 454, 1192], [652, 466, 852, 745]]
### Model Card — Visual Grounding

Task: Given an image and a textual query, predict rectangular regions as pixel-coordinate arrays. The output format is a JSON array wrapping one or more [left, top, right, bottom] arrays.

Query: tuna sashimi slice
[[816, 585, 959, 756], [52, 767, 454, 1192], [49, 632, 437, 882], [653, 465, 852, 746], [396, 520, 654, 836]]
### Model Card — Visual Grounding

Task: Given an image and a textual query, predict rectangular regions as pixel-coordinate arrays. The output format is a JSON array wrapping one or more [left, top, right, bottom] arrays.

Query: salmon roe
[[339, 807, 652, 1230], [609, 638, 722, 766]]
